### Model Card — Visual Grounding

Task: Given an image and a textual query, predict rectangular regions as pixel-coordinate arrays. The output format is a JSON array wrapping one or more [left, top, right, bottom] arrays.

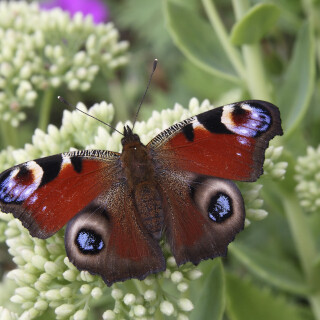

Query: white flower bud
[[34, 300, 48, 311], [63, 269, 78, 282], [80, 284, 92, 295], [10, 295, 25, 304], [44, 261, 60, 276], [134, 305, 146, 317], [50, 77, 61, 87], [103, 310, 116, 320], [68, 78, 80, 90], [45, 289, 62, 301], [0, 62, 13, 77], [167, 256, 176, 267], [160, 301, 174, 316], [53, 45, 63, 59], [55, 304, 75, 317], [178, 298, 194, 312], [247, 208, 268, 220], [177, 282, 188, 292], [123, 293, 136, 305], [144, 290, 156, 301], [60, 287, 72, 298], [0, 307, 18, 320], [80, 271, 95, 282], [188, 269, 202, 280], [171, 271, 183, 283], [91, 287, 103, 299], [111, 288, 123, 300], [20, 65, 32, 79], [86, 35, 96, 50], [20, 249, 34, 263], [74, 310, 88, 320], [15, 287, 37, 300]]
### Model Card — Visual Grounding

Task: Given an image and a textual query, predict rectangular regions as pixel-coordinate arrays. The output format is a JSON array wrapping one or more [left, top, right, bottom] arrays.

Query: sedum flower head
[[0, 1, 128, 126], [0, 98, 285, 318], [295, 145, 320, 212]]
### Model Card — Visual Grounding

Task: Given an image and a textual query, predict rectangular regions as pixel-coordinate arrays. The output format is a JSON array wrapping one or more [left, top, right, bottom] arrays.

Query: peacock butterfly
[[0, 64, 283, 286]]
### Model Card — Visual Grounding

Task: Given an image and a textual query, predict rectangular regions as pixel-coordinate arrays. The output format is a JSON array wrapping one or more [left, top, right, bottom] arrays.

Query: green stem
[[38, 88, 55, 131], [242, 45, 272, 99], [283, 195, 320, 319], [107, 80, 130, 124], [201, 0, 246, 80], [232, 0, 272, 100], [0, 119, 18, 147]]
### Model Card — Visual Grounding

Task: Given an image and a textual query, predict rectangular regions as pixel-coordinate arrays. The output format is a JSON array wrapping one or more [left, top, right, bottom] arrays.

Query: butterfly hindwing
[[65, 181, 166, 286], [157, 171, 245, 265], [0, 150, 120, 238], [148, 100, 283, 182]]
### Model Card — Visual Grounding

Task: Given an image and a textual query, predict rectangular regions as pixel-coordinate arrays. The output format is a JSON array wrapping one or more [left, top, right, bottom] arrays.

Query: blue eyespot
[[76, 229, 104, 254], [208, 193, 232, 223]]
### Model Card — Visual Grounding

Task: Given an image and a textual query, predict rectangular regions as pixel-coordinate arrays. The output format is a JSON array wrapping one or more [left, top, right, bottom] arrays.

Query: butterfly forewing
[[148, 100, 283, 182], [0, 150, 120, 238]]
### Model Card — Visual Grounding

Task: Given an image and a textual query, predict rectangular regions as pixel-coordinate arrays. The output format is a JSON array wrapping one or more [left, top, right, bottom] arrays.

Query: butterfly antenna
[[57, 96, 124, 136], [132, 59, 158, 130]]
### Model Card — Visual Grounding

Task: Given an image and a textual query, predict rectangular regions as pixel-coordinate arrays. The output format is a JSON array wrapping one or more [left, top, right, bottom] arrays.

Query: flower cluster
[[295, 145, 320, 213], [0, 1, 128, 126], [240, 144, 287, 226], [263, 145, 287, 180], [0, 98, 286, 319], [103, 253, 199, 320]]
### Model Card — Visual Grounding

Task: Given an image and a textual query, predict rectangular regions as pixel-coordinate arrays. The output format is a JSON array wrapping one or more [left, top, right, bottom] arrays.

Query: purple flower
[[40, 0, 109, 24]]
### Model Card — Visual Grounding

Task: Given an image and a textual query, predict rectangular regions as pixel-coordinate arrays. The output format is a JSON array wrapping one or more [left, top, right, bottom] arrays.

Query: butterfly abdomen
[[120, 136, 164, 239], [134, 183, 163, 239]]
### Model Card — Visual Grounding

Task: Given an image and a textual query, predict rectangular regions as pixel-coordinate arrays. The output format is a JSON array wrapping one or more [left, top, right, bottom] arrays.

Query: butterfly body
[[0, 100, 283, 285], [120, 126, 163, 238]]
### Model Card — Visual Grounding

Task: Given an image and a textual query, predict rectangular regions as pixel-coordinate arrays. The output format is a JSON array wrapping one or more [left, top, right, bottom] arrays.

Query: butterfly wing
[[0, 150, 121, 238], [148, 100, 283, 182], [148, 100, 282, 265], [158, 172, 245, 265], [65, 181, 165, 286], [0, 150, 165, 285]]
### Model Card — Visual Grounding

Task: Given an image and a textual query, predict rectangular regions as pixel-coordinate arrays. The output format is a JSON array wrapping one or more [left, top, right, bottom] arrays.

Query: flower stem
[[283, 195, 320, 319], [0, 119, 18, 147], [38, 88, 55, 131], [232, 0, 272, 100], [201, 0, 246, 80]]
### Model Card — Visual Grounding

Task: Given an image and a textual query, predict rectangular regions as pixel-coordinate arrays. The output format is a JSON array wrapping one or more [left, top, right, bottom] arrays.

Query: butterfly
[[0, 99, 282, 286]]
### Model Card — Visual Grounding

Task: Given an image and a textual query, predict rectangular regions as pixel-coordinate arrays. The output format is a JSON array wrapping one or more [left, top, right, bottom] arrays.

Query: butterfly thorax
[[120, 127, 163, 238]]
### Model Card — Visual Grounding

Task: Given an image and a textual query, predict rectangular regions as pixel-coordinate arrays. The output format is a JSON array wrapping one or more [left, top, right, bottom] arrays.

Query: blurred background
[[0, 0, 320, 319]]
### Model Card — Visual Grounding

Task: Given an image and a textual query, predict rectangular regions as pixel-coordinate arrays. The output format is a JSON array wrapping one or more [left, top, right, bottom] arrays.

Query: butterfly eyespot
[[76, 228, 104, 254], [208, 192, 232, 223], [190, 176, 244, 226]]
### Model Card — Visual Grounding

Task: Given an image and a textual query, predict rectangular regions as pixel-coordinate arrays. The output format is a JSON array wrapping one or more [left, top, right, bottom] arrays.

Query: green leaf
[[230, 3, 281, 45], [277, 22, 315, 139], [226, 274, 312, 320], [164, 0, 239, 82], [190, 259, 225, 320], [310, 249, 320, 291], [229, 243, 310, 295]]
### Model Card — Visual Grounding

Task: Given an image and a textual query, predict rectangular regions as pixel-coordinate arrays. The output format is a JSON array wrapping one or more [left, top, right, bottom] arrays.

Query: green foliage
[[0, 0, 320, 319], [230, 3, 281, 45], [165, 0, 240, 82], [226, 274, 312, 320]]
